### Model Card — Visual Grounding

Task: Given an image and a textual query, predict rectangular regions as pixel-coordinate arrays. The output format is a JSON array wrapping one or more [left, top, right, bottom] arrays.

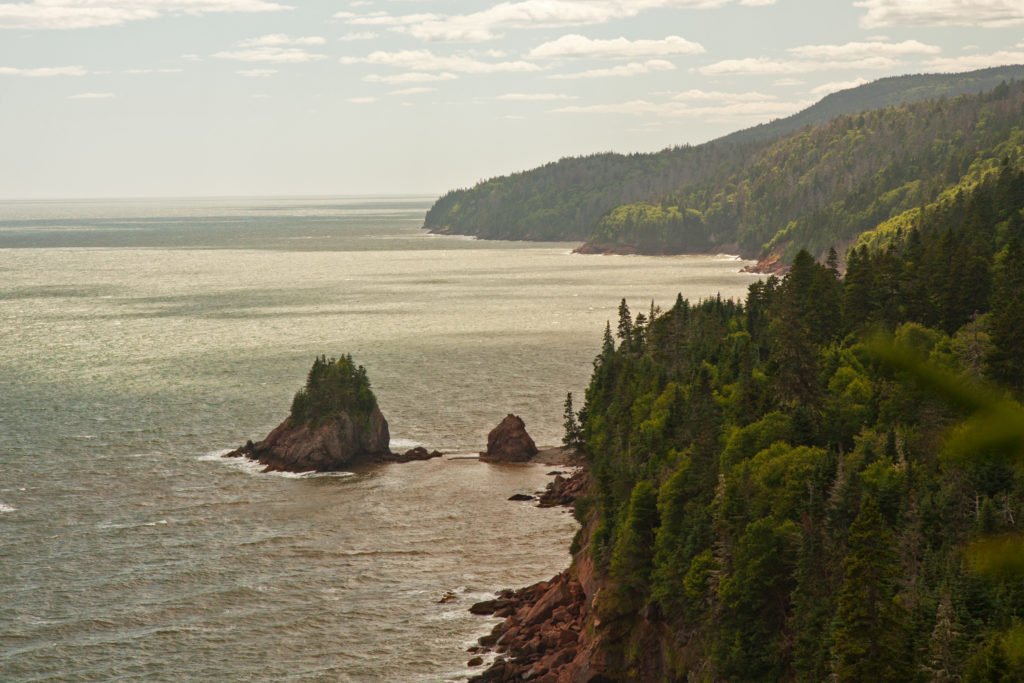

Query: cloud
[[390, 86, 436, 95], [855, 0, 1024, 28], [341, 49, 541, 74], [238, 68, 278, 77], [497, 92, 576, 101], [335, 0, 776, 43], [68, 92, 114, 99], [528, 34, 704, 59], [809, 77, 870, 96], [774, 78, 804, 86], [698, 38, 941, 76], [215, 35, 326, 62], [698, 55, 900, 75], [787, 39, 939, 59], [339, 31, 378, 41], [364, 71, 458, 83], [924, 49, 1024, 71], [238, 33, 324, 47], [553, 96, 808, 120], [0, 0, 290, 30], [669, 88, 776, 102], [549, 58, 675, 79], [0, 65, 87, 76], [348, 96, 377, 104], [123, 68, 183, 74]]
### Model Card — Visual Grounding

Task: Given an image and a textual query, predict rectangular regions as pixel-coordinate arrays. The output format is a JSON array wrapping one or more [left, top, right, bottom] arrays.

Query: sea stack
[[480, 414, 538, 463], [226, 355, 391, 472]]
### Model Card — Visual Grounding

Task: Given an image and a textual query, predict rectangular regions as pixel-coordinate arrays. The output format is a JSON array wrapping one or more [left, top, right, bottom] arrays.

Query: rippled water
[[0, 197, 760, 681]]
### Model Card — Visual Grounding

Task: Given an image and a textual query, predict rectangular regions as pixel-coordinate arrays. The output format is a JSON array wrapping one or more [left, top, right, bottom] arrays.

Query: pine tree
[[562, 392, 581, 448], [617, 298, 633, 348], [831, 496, 909, 681]]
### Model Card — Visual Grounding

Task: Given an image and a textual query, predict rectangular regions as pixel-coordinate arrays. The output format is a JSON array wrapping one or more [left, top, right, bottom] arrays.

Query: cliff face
[[228, 406, 391, 473]]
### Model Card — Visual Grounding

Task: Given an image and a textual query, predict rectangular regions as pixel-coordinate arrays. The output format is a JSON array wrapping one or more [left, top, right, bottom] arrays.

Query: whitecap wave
[[389, 438, 422, 451], [0, 502, 16, 513], [198, 449, 354, 479]]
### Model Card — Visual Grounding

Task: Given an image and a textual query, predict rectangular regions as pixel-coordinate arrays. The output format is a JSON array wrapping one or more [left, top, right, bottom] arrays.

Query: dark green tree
[[831, 496, 909, 681]]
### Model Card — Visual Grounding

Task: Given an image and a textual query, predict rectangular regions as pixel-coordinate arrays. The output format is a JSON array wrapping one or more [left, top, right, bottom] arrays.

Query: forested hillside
[[567, 161, 1024, 680], [424, 67, 1024, 265]]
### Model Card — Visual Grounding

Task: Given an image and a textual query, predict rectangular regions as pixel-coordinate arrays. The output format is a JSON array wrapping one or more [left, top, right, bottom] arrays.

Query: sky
[[1, 0, 1023, 198]]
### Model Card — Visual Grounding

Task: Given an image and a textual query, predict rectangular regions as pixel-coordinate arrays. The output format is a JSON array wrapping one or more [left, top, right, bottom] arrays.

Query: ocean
[[0, 196, 761, 681]]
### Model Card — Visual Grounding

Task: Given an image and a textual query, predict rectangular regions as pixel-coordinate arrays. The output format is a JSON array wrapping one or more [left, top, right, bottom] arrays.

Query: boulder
[[480, 414, 538, 463], [226, 405, 391, 473]]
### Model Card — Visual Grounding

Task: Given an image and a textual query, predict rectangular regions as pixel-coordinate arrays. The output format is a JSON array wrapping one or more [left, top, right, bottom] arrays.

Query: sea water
[[0, 197, 761, 681]]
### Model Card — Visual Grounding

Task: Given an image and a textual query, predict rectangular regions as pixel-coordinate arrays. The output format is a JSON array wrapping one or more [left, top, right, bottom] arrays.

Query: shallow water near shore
[[0, 196, 760, 681]]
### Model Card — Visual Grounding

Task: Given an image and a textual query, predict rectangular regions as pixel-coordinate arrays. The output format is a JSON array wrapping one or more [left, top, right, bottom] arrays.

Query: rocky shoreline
[[466, 468, 603, 683]]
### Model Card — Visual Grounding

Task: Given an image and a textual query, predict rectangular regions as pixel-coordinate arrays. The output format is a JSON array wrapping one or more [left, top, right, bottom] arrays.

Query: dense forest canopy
[[424, 66, 1024, 265], [567, 160, 1024, 680]]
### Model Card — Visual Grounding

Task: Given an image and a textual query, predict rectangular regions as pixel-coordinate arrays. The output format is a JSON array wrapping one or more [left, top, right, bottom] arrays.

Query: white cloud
[[336, 0, 776, 43], [123, 68, 183, 74], [698, 55, 900, 75], [339, 31, 379, 41], [0, 65, 87, 76], [855, 0, 1024, 28], [774, 78, 804, 86], [238, 34, 324, 47], [553, 96, 808, 120], [348, 96, 377, 104], [529, 34, 704, 59], [497, 92, 576, 101], [68, 92, 114, 99], [390, 86, 436, 95], [924, 49, 1024, 71], [549, 58, 675, 79], [809, 77, 870, 96], [364, 71, 458, 83], [215, 35, 325, 63], [0, 0, 290, 30], [238, 68, 278, 77], [668, 88, 775, 102], [788, 39, 939, 59], [341, 49, 541, 74]]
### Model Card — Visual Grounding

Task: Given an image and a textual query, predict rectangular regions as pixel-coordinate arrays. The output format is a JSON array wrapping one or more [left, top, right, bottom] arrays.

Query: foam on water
[[0, 502, 16, 513], [197, 450, 355, 479]]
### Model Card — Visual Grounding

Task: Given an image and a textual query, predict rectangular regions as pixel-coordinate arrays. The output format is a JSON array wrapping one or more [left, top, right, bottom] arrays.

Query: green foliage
[[289, 354, 378, 425], [569, 164, 1024, 679]]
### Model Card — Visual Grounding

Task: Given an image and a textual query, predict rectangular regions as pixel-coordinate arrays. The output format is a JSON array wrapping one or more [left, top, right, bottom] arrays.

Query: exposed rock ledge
[[226, 409, 442, 473]]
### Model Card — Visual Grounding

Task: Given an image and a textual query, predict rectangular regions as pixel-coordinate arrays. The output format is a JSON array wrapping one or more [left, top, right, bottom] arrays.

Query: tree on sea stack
[[289, 354, 377, 425]]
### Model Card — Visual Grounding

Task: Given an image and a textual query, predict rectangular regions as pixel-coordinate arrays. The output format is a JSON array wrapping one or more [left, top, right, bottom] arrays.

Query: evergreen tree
[[562, 392, 582, 448], [831, 496, 909, 682]]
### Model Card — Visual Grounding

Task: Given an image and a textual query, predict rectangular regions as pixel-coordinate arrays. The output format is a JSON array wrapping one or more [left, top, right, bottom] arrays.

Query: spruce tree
[[831, 496, 909, 681]]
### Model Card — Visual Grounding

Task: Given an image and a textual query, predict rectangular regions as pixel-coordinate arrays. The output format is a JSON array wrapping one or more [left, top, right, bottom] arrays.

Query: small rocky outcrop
[[382, 446, 443, 464], [480, 414, 538, 463], [538, 471, 585, 508], [226, 354, 392, 473], [227, 405, 391, 473]]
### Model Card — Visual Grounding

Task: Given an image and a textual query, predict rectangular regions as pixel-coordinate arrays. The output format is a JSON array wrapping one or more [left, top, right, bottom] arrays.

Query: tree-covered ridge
[[571, 164, 1024, 680], [289, 354, 378, 425], [721, 64, 1024, 146], [593, 80, 1024, 260], [424, 67, 1024, 265]]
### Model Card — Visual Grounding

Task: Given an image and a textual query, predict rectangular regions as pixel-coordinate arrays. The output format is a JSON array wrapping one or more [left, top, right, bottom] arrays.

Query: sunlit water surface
[[0, 197, 761, 681]]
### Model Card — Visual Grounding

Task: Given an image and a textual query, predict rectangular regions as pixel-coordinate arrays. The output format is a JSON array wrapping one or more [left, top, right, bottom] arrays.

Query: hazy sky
[[1, 0, 1023, 198]]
